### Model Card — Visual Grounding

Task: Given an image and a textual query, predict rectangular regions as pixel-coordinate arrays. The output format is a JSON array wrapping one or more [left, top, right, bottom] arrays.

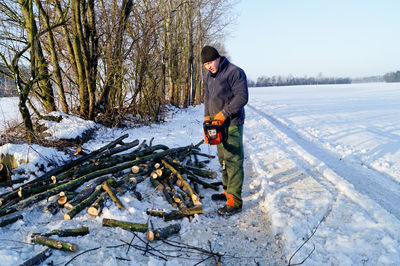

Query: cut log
[[102, 180, 125, 210], [102, 218, 148, 233], [163, 206, 203, 222], [129, 175, 145, 184], [162, 189, 177, 208], [43, 201, 60, 215], [184, 165, 217, 179], [170, 161, 219, 190], [161, 159, 201, 206], [64, 176, 107, 210], [192, 151, 215, 159], [39, 226, 89, 237], [57, 191, 77, 206], [149, 177, 164, 190], [146, 209, 166, 217], [0, 142, 202, 217], [0, 134, 131, 207], [146, 223, 181, 242], [64, 185, 103, 220], [0, 214, 23, 227], [18, 248, 52, 266], [130, 191, 142, 201], [87, 191, 107, 217], [95, 139, 139, 160], [31, 234, 78, 252]]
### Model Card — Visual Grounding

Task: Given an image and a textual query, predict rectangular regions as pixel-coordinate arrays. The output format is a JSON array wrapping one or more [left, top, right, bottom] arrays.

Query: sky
[[225, 0, 400, 81]]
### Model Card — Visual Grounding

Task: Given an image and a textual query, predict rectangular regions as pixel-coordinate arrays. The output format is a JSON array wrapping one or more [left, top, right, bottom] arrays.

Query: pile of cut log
[[0, 134, 221, 261]]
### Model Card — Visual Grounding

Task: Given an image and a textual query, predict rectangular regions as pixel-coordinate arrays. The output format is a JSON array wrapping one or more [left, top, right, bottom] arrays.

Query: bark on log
[[102, 218, 148, 233], [146, 209, 166, 217], [0, 214, 23, 227], [184, 165, 217, 179], [87, 191, 107, 217], [39, 226, 89, 237], [170, 161, 219, 190], [149, 177, 164, 190], [57, 191, 77, 206], [163, 206, 203, 222], [64, 176, 107, 210], [31, 234, 78, 252], [43, 201, 60, 215], [130, 191, 142, 201], [146, 223, 181, 242], [192, 151, 215, 159], [18, 248, 52, 266], [0, 135, 130, 207], [64, 185, 103, 220], [0, 143, 201, 217], [162, 189, 177, 208], [102, 180, 125, 210], [95, 139, 139, 159], [161, 159, 201, 206], [129, 175, 145, 184]]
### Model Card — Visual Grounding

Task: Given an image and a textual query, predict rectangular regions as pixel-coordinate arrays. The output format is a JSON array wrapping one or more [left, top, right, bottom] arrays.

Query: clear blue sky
[[225, 0, 400, 81]]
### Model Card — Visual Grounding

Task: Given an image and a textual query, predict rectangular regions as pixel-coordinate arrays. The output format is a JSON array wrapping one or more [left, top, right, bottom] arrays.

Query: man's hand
[[214, 112, 226, 124], [205, 116, 211, 121]]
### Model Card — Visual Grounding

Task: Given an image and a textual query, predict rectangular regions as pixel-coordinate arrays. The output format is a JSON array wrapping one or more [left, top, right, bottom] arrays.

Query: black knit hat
[[201, 46, 220, 63]]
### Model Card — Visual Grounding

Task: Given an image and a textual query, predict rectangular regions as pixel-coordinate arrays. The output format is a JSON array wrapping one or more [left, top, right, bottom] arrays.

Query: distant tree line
[[383, 71, 400, 82], [248, 75, 351, 87]]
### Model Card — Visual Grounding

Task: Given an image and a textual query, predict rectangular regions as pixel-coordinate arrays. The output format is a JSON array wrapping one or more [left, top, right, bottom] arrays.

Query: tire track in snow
[[247, 104, 400, 220]]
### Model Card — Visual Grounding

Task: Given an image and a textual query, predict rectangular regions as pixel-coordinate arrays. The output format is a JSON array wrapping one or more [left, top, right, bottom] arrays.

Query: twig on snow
[[288, 215, 326, 266], [64, 246, 101, 266]]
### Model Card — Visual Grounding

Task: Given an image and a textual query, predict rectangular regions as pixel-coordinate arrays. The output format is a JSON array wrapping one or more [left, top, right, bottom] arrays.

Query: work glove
[[214, 111, 226, 124], [204, 116, 211, 121]]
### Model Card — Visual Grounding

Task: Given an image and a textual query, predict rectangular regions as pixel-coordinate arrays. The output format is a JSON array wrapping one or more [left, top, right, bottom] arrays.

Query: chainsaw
[[203, 119, 227, 145]]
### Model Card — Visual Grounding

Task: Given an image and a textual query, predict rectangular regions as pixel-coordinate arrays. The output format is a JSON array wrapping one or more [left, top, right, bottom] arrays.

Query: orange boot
[[217, 194, 242, 216]]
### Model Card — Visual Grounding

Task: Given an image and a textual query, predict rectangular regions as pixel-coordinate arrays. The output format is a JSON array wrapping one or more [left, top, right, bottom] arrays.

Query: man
[[201, 45, 249, 216]]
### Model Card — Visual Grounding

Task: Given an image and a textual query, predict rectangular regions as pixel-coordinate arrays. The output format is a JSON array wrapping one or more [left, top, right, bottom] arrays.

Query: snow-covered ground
[[1, 82, 400, 265]]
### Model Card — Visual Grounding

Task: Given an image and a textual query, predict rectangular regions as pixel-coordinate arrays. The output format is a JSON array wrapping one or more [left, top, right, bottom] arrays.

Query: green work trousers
[[217, 124, 244, 208]]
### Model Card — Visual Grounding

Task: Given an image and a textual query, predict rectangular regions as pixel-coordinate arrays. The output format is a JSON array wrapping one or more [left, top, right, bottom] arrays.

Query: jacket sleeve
[[204, 75, 210, 117], [222, 68, 248, 118]]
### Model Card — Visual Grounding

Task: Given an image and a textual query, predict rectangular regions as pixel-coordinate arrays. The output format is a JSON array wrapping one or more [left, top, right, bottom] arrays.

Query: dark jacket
[[204, 57, 248, 126]]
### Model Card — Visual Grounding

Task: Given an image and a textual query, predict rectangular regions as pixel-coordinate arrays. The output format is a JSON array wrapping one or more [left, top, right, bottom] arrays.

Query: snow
[[1, 82, 400, 265]]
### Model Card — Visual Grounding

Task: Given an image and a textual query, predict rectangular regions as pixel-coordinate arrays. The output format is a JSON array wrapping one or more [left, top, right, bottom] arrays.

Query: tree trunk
[[87, 191, 107, 217], [0, 214, 23, 227], [163, 206, 203, 222], [102, 218, 148, 233], [146, 223, 181, 242], [19, 248, 52, 266], [35, 0, 68, 113], [70, 0, 89, 118], [39, 226, 89, 237], [161, 159, 201, 206], [0, 134, 129, 207], [64, 185, 103, 220], [102, 180, 125, 210], [31, 234, 78, 252]]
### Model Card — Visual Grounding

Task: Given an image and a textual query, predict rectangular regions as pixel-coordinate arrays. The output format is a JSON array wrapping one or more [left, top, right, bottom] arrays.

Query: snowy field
[[1, 82, 400, 265]]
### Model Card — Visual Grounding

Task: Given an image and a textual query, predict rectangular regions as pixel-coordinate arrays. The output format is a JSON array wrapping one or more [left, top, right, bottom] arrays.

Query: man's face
[[203, 57, 220, 74]]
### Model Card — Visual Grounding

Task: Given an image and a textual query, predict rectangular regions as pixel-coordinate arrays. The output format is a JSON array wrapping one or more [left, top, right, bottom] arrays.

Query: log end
[[57, 196, 67, 206], [131, 165, 140, 174], [87, 207, 99, 217], [146, 231, 154, 242]]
